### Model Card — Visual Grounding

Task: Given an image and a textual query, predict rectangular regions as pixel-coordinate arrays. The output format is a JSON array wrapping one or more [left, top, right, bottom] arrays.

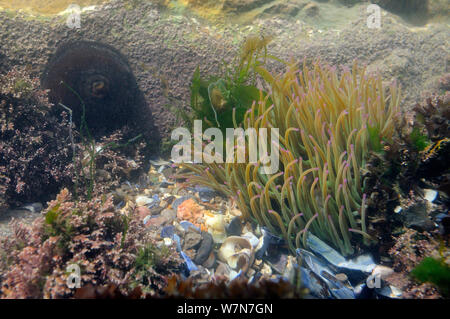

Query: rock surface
[[0, 0, 448, 144]]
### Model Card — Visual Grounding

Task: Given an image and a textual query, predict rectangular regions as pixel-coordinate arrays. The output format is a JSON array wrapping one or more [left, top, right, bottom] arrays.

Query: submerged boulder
[[41, 41, 158, 148]]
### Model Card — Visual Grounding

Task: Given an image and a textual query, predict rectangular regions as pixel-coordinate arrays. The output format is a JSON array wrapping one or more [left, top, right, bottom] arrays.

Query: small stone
[[184, 231, 203, 250], [22, 202, 43, 214], [226, 216, 243, 236], [402, 201, 435, 231], [202, 251, 216, 269], [260, 263, 272, 277], [215, 262, 231, 278], [161, 208, 177, 224], [267, 253, 288, 275], [184, 248, 197, 261], [194, 232, 214, 265], [150, 206, 164, 216], [145, 215, 168, 228], [372, 265, 394, 280], [159, 200, 168, 209], [164, 195, 176, 205], [163, 237, 173, 246], [160, 181, 173, 188], [335, 273, 348, 282], [136, 206, 151, 220], [195, 185, 217, 202], [135, 195, 154, 207]]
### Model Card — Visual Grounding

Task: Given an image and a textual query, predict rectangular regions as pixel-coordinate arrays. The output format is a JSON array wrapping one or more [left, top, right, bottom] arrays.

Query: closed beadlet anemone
[[183, 60, 400, 256], [41, 41, 158, 146]]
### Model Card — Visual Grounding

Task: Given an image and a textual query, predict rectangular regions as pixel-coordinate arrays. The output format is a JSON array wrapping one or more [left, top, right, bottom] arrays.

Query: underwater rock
[[202, 251, 216, 268], [21, 202, 44, 214], [266, 253, 289, 275], [194, 185, 217, 202], [135, 195, 154, 207], [371, 265, 394, 281], [194, 232, 214, 265], [184, 231, 203, 251], [41, 41, 157, 142], [400, 200, 435, 232], [225, 216, 243, 236], [423, 189, 439, 203], [136, 206, 151, 220], [436, 213, 450, 235], [144, 215, 169, 228], [179, 220, 201, 232], [160, 208, 177, 224]]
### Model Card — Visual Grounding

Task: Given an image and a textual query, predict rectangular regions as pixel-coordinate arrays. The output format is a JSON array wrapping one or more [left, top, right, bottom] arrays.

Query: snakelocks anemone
[[182, 60, 400, 256]]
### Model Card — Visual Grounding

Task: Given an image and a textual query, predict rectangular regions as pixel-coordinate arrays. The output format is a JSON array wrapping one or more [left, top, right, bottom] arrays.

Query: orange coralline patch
[[176, 198, 205, 228]]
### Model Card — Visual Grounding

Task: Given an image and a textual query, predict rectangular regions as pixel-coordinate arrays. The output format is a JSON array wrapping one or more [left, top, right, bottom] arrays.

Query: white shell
[[205, 214, 227, 243], [424, 189, 438, 203], [242, 232, 259, 247], [218, 236, 254, 273]]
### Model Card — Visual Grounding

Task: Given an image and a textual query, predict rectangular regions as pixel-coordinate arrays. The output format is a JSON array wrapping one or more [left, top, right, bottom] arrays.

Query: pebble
[[215, 262, 231, 278], [371, 265, 394, 280], [135, 195, 154, 207], [335, 273, 348, 282], [163, 237, 173, 246], [150, 206, 164, 215], [160, 208, 177, 224], [145, 215, 169, 228], [136, 206, 151, 220], [22, 202, 43, 214], [260, 263, 272, 277], [225, 216, 242, 236], [184, 231, 203, 250], [172, 196, 192, 211], [194, 232, 214, 265], [202, 251, 216, 269]]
